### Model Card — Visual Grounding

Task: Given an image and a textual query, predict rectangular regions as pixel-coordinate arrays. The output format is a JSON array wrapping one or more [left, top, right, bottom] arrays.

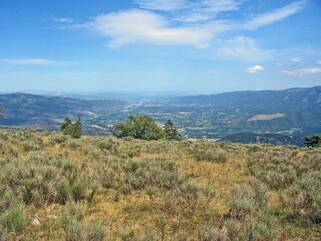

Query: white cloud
[[246, 65, 264, 74], [0, 58, 56, 65], [245, 1, 305, 29], [281, 67, 321, 77], [174, 0, 241, 23], [218, 36, 272, 61], [135, 0, 241, 22], [57, 1, 305, 50], [52, 17, 75, 24], [134, 0, 187, 11], [91, 10, 228, 48], [290, 57, 302, 62]]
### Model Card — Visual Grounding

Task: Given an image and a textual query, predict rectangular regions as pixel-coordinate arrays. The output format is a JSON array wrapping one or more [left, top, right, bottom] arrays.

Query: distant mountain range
[[0, 93, 126, 133], [177, 86, 321, 111], [1, 86, 321, 146]]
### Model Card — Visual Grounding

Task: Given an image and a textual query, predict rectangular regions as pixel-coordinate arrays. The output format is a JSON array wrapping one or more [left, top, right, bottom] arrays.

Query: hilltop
[[0, 129, 320, 240]]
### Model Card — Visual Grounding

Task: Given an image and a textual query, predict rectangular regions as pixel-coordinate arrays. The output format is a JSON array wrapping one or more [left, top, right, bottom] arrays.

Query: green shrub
[[63, 218, 83, 241], [287, 171, 321, 223], [224, 183, 276, 241], [60, 206, 106, 241], [70, 179, 88, 202], [198, 226, 229, 241], [49, 134, 68, 145], [83, 221, 106, 241], [97, 138, 119, 155], [55, 178, 72, 204], [190, 142, 228, 163], [0, 203, 29, 237], [112, 115, 165, 140], [123, 158, 185, 193]]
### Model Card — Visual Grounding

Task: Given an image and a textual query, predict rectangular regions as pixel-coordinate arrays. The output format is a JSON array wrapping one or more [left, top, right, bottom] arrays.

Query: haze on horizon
[[0, 0, 321, 94]]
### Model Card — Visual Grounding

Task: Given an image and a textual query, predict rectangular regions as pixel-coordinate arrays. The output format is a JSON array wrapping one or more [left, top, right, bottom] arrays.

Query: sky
[[0, 0, 321, 94]]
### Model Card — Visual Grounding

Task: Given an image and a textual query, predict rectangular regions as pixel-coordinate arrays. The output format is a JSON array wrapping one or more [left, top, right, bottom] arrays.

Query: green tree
[[113, 115, 164, 140], [61, 117, 73, 136], [304, 135, 321, 147], [71, 114, 82, 139], [164, 120, 182, 141], [0, 106, 5, 119], [60, 115, 82, 138]]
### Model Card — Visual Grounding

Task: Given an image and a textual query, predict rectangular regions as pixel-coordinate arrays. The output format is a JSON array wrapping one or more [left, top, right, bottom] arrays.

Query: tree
[[71, 114, 82, 138], [113, 115, 164, 140], [0, 107, 5, 119], [304, 135, 321, 147], [164, 120, 182, 141], [61, 117, 73, 135], [60, 115, 82, 138]]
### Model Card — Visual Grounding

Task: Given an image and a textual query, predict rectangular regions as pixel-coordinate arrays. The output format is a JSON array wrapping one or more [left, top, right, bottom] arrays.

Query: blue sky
[[0, 0, 321, 94]]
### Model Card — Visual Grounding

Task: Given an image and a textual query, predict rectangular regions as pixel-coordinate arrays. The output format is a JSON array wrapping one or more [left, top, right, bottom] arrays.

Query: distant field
[[247, 113, 286, 122], [0, 129, 320, 240]]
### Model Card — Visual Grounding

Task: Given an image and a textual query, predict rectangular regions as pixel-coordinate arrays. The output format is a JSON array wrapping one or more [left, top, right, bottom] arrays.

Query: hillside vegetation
[[0, 129, 320, 240]]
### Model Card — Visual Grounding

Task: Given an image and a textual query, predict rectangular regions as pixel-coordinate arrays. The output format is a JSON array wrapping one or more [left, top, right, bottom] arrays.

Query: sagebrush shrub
[[0, 203, 29, 237], [60, 205, 106, 241], [190, 142, 228, 163], [287, 171, 321, 223]]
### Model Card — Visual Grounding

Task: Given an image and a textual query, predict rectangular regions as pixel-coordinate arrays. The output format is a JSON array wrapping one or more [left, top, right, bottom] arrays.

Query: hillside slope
[[177, 86, 321, 111], [0, 93, 127, 132], [0, 129, 320, 240]]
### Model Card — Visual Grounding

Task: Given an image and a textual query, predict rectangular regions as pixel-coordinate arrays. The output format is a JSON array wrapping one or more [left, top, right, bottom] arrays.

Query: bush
[[287, 171, 321, 223], [123, 158, 185, 193], [60, 206, 106, 241], [198, 226, 230, 241], [83, 221, 106, 241], [112, 115, 164, 140], [49, 134, 68, 145], [224, 183, 276, 241], [190, 142, 228, 163], [0, 203, 29, 237], [97, 138, 119, 155]]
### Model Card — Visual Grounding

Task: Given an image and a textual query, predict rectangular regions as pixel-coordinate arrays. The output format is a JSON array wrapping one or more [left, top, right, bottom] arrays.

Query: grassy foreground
[[0, 129, 320, 240]]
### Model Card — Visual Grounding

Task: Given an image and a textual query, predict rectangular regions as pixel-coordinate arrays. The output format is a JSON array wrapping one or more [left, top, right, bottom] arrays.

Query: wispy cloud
[[134, 0, 187, 11], [57, 1, 305, 50], [245, 1, 305, 29], [246, 65, 264, 74], [0, 58, 56, 65], [52, 17, 75, 24], [290, 57, 302, 62], [317, 60, 321, 65], [281, 66, 321, 77], [91, 10, 228, 48], [135, 0, 240, 20], [218, 36, 272, 61], [173, 0, 241, 23]]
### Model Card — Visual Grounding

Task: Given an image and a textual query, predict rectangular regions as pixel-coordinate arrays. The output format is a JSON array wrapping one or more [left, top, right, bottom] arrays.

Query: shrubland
[[0, 129, 320, 240]]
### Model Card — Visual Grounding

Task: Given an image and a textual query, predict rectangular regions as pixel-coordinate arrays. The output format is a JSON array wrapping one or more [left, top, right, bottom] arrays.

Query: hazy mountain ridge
[[0, 93, 127, 129], [176, 86, 321, 111], [1, 86, 321, 145]]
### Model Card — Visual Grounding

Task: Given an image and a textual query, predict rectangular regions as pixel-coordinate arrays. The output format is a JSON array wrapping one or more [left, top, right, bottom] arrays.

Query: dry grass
[[0, 129, 320, 241]]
